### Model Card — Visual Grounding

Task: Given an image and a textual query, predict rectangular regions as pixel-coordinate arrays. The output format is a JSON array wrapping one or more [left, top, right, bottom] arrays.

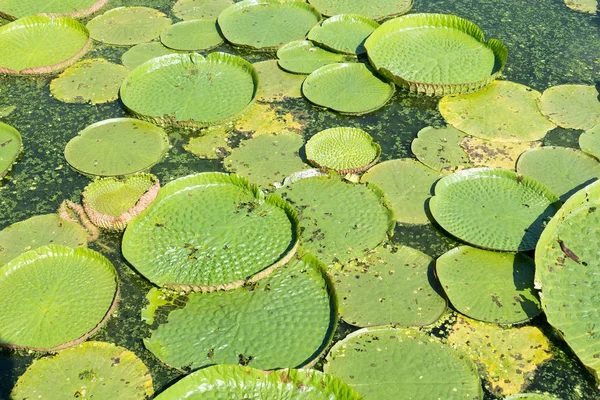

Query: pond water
[[0, 0, 599, 398]]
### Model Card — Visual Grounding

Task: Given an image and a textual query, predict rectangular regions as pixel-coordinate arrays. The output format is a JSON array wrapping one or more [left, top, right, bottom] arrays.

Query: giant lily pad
[[0, 0, 107, 20], [122, 172, 298, 291], [579, 124, 600, 159], [120, 42, 181, 70], [0, 122, 22, 179], [436, 245, 541, 324], [64, 118, 170, 177], [253, 60, 304, 102], [460, 136, 542, 170], [365, 13, 507, 96], [160, 19, 223, 51], [302, 63, 395, 115], [411, 125, 471, 172], [0, 16, 90, 74], [155, 365, 360, 399], [307, 0, 413, 21], [277, 40, 348, 74], [120, 52, 258, 128], [0, 245, 118, 350], [217, 0, 321, 50], [538, 84, 600, 130], [324, 327, 482, 399], [10, 341, 153, 399], [439, 81, 556, 141], [144, 255, 335, 370], [429, 168, 561, 251], [307, 14, 379, 55], [173, 0, 233, 20]]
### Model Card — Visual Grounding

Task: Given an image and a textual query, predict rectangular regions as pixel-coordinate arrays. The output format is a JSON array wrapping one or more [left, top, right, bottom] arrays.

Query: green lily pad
[[331, 244, 446, 327], [308, 14, 379, 55], [365, 13, 507, 95], [305, 127, 380, 173], [120, 42, 181, 70], [0, 245, 118, 350], [11, 341, 153, 399], [224, 132, 310, 188], [155, 365, 360, 399], [160, 19, 223, 51], [122, 172, 298, 291], [538, 84, 600, 130], [173, 0, 233, 21], [64, 118, 170, 177], [82, 173, 160, 231], [361, 158, 443, 225], [579, 124, 600, 159], [217, 0, 321, 50], [516, 146, 600, 202], [277, 40, 348, 75], [120, 52, 258, 128], [429, 168, 561, 251], [184, 126, 231, 159], [144, 255, 335, 370], [324, 327, 482, 399], [0, 122, 22, 179], [86, 7, 172, 46], [49, 58, 129, 104], [411, 125, 472, 172], [0, 16, 90, 74], [307, 0, 413, 21], [440, 81, 556, 141], [254, 60, 304, 102], [460, 136, 542, 170], [0, 0, 107, 20], [436, 245, 541, 324], [535, 180, 600, 382], [302, 63, 395, 115], [0, 214, 87, 266], [448, 315, 552, 396], [277, 174, 393, 265]]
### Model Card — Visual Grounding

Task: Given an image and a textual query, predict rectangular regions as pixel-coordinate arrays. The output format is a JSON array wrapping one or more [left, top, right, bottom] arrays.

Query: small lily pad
[[184, 126, 231, 159], [160, 19, 223, 51], [579, 124, 600, 159], [173, 0, 233, 20], [0, 122, 22, 179], [308, 14, 379, 55], [307, 0, 413, 21], [121, 42, 181, 70], [0, 0, 107, 20], [460, 136, 542, 170], [538, 84, 600, 130], [410, 125, 471, 172], [277, 40, 348, 74], [253, 60, 304, 102]]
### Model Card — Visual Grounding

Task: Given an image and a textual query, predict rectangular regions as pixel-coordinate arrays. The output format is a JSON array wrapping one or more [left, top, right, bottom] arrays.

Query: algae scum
[[0, 0, 599, 398]]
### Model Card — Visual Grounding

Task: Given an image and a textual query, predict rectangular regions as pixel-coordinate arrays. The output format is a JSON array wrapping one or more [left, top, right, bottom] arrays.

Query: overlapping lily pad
[[120, 52, 258, 128], [0, 0, 107, 20], [0, 122, 22, 179], [235, 103, 306, 136], [440, 81, 556, 141], [160, 19, 223, 51], [538, 84, 600, 130], [11, 341, 153, 399], [461, 136, 542, 170], [50, 58, 129, 104], [365, 13, 507, 95], [0, 245, 118, 350], [436, 245, 541, 324], [86, 7, 172, 46], [120, 42, 181, 70], [579, 124, 600, 159], [122, 172, 298, 291], [302, 63, 395, 115], [411, 125, 471, 172], [308, 14, 379, 55], [184, 126, 231, 159], [324, 327, 482, 399], [173, 0, 233, 20], [218, 0, 321, 50], [429, 168, 561, 251], [277, 40, 348, 74], [144, 255, 335, 370], [253, 60, 304, 102], [0, 16, 90, 74], [331, 244, 446, 327], [64, 118, 170, 177], [308, 0, 413, 20]]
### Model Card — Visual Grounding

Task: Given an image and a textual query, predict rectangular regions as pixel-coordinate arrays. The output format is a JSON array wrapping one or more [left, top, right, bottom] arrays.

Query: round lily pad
[[0, 16, 90, 74], [411, 125, 472, 172], [331, 244, 446, 327], [155, 365, 360, 399], [64, 118, 170, 177], [0, 214, 87, 266], [579, 124, 600, 159], [11, 341, 153, 399], [302, 63, 395, 115], [253, 60, 304, 102], [361, 158, 443, 225], [120, 42, 181, 70], [305, 127, 381, 173], [538, 84, 600, 130], [0, 122, 22, 179], [173, 0, 233, 20], [365, 13, 507, 95], [120, 52, 257, 128], [160, 19, 223, 51], [436, 245, 541, 324], [122, 172, 298, 291], [0, 245, 118, 350], [50, 58, 129, 104], [224, 132, 309, 188], [429, 168, 561, 251], [308, 14, 379, 55], [217, 0, 321, 50], [144, 255, 334, 370], [440, 81, 556, 141], [307, 0, 413, 21], [324, 327, 482, 399], [460, 136, 542, 170], [86, 7, 172, 46], [277, 40, 348, 75], [0, 0, 107, 20], [516, 146, 600, 202]]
